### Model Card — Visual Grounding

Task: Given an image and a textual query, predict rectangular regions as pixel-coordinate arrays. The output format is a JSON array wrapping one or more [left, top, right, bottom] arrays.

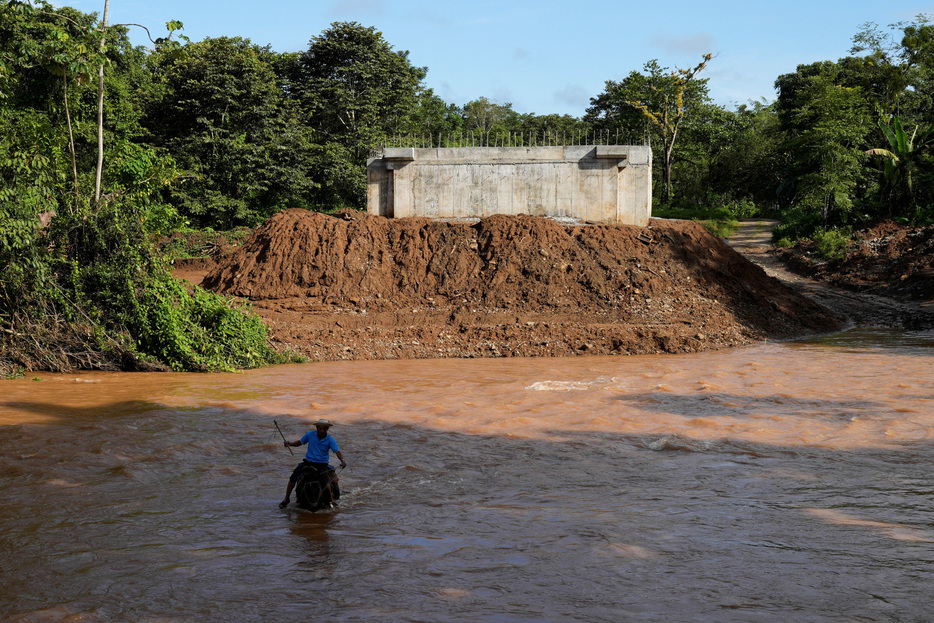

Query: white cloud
[[553, 84, 591, 110], [650, 32, 717, 56], [435, 80, 465, 108], [491, 85, 516, 108]]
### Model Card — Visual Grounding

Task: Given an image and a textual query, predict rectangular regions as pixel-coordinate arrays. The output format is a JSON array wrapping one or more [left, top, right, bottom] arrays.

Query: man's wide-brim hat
[[314, 418, 333, 428]]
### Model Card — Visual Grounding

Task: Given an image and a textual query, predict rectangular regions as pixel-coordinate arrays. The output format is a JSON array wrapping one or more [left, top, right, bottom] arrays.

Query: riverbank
[[727, 219, 934, 331], [177, 210, 845, 362]]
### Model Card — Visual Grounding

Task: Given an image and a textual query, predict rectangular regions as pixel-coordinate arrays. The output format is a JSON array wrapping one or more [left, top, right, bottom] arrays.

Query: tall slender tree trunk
[[62, 68, 79, 212], [94, 0, 110, 206], [662, 110, 674, 206], [664, 154, 672, 205]]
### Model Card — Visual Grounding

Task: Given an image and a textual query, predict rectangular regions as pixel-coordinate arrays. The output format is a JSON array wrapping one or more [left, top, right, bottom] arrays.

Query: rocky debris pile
[[777, 220, 934, 305], [199, 209, 843, 361]]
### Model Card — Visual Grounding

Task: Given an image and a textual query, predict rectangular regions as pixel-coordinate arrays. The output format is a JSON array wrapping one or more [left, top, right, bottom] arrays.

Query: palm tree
[[866, 115, 934, 215]]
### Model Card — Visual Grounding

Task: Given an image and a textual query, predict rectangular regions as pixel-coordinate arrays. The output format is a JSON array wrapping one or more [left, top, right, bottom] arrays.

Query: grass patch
[[653, 205, 739, 238]]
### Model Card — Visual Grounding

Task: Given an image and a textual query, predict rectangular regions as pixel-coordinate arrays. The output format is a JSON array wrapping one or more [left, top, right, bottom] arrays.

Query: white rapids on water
[[1, 327, 934, 622]]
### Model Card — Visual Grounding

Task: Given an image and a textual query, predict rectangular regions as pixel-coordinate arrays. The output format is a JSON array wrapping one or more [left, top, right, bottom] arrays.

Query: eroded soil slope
[[728, 220, 934, 330], [197, 209, 843, 361], [777, 220, 934, 305]]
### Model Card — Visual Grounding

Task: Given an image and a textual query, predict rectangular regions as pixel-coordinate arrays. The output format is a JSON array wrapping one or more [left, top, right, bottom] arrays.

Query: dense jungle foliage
[[0, 1, 285, 374], [1, 0, 932, 374]]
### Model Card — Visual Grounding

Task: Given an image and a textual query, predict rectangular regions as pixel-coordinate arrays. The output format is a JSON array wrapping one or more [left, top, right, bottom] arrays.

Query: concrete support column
[[366, 160, 392, 217], [383, 148, 416, 219], [627, 146, 651, 227]]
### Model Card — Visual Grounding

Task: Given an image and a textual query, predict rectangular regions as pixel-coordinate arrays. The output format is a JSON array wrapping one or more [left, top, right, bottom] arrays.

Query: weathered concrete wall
[[366, 145, 652, 226]]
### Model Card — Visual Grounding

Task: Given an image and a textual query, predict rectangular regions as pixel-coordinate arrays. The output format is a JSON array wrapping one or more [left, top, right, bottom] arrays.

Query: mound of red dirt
[[777, 220, 934, 304], [198, 209, 843, 361]]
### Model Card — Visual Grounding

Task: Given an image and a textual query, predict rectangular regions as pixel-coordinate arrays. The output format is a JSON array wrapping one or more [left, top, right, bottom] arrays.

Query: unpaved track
[[727, 220, 934, 330]]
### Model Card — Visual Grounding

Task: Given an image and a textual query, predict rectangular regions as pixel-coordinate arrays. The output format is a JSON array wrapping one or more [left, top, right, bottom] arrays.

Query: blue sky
[[61, 0, 934, 116]]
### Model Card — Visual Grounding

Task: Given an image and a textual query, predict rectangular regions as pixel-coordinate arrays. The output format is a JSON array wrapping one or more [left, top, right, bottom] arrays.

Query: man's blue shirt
[[299, 431, 339, 463]]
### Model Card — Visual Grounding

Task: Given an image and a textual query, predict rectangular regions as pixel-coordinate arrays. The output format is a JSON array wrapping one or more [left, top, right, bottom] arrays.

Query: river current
[[2, 328, 934, 622]]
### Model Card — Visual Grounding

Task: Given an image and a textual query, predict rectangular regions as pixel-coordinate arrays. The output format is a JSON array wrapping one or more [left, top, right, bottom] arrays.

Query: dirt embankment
[[776, 220, 934, 307], [180, 209, 843, 361], [728, 220, 934, 330]]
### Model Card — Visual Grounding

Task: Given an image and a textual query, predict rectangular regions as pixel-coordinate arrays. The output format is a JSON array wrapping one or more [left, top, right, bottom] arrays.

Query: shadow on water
[[0, 399, 171, 422], [609, 390, 889, 419], [3, 396, 934, 621]]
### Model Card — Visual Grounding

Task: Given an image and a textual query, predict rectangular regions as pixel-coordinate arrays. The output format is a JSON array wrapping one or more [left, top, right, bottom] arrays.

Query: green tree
[[516, 113, 591, 145], [699, 101, 786, 213], [585, 64, 656, 138], [624, 54, 712, 206], [850, 16, 934, 120], [661, 101, 731, 211], [407, 89, 463, 138], [1, 1, 105, 208], [461, 96, 517, 138], [145, 37, 317, 227], [295, 21, 425, 139], [0, 1, 171, 212], [0, 108, 59, 311], [289, 21, 428, 207], [866, 115, 934, 216], [585, 56, 712, 206], [0, 2, 281, 374], [775, 62, 874, 231]]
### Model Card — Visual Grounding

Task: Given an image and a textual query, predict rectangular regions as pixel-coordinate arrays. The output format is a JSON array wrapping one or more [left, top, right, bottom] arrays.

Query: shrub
[[132, 271, 283, 371], [2, 194, 285, 373], [812, 227, 851, 260]]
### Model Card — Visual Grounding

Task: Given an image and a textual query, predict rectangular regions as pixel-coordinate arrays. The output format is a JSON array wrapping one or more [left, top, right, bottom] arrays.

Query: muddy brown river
[[2, 328, 934, 622]]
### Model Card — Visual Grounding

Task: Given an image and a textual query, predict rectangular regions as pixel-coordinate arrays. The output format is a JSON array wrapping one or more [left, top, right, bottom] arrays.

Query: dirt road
[[726, 220, 934, 330]]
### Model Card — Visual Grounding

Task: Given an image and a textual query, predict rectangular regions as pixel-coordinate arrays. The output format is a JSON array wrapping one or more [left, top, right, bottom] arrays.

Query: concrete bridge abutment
[[366, 145, 652, 226]]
